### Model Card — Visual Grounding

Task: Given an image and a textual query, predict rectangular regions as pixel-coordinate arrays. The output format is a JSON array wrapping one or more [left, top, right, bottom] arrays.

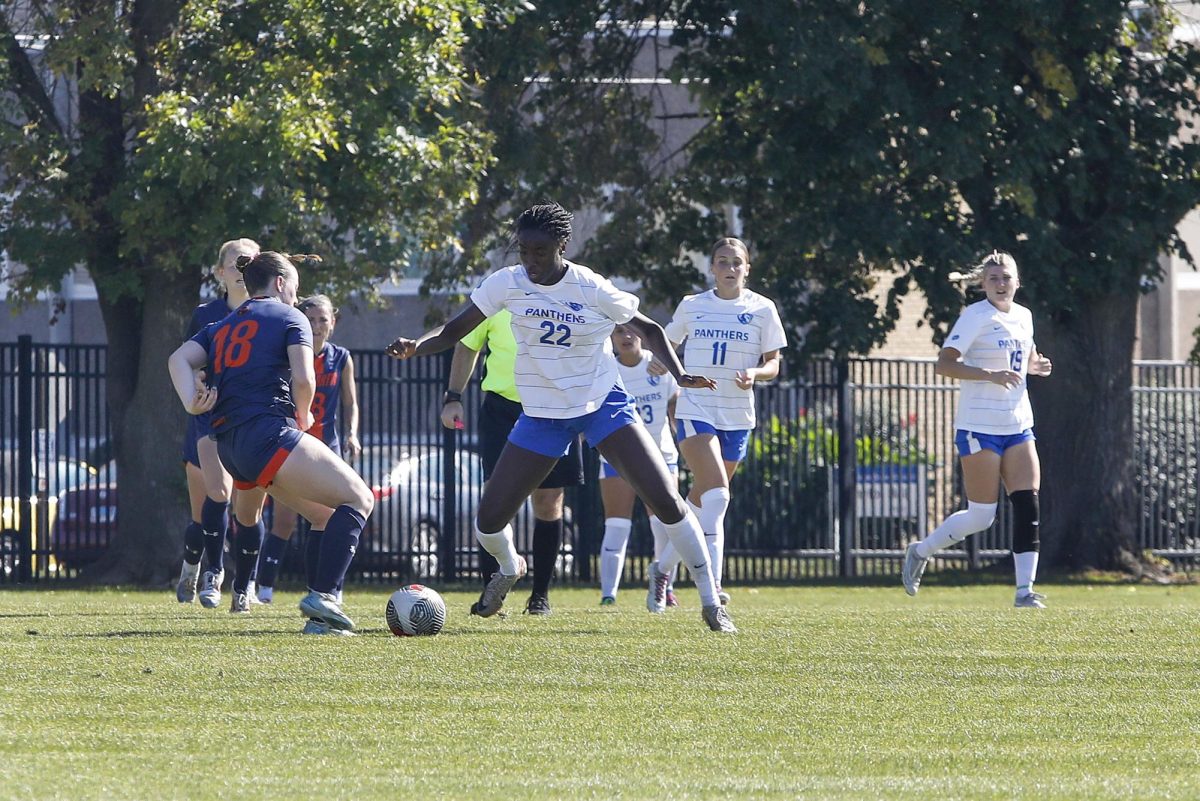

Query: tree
[[0, 0, 511, 583], [582, 1, 1200, 570]]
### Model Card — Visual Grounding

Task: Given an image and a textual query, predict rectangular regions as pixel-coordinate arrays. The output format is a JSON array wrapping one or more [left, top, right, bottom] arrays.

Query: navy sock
[[313, 506, 366, 594], [233, 520, 264, 594], [256, 533, 289, 589], [305, 529, 323, 590], [200, 498, 228, 572], [183, 522, 205, 565], [531, 517, 562, 596]]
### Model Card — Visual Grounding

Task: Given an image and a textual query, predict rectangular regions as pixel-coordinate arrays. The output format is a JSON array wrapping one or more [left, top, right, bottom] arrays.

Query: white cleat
[[176, 562, 201, 603], [902, 542, 928, 597], [246, 581, 264, 605], [198, 568, 225, 609], [302, 618, 356, 636], [229, 590, 251, 614], [299, 590, 355, 631], [256, 584, 274, 604], [702, 604, 738, 633], [470, 556, 527, 618], [646, 561, 669, 614], [1015, 591, 1047, 609]]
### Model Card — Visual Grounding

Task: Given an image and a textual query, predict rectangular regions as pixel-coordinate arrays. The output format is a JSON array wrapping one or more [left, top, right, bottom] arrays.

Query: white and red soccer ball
[[385, 584, 447, 637]]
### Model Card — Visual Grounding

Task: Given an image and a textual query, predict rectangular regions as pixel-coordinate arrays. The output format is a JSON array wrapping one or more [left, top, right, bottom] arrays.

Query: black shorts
[[479, 392, 584, 488]]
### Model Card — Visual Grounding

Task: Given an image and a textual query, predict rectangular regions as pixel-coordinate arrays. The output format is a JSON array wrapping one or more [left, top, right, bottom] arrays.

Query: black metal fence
[[2, 335, 1198, 585]]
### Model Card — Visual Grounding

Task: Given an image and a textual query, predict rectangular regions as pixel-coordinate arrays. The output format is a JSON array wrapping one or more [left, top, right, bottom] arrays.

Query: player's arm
[[289, 343, 317, 431], [386, 303, 487, 360], [935, 347, 1021, 389], [340, 354, 362, 459], [168, 341, 216, 415], [440, 342, 481, 430], [625, 312, 715, 390], [667, 388, 679, 433], [735, 349, 782, 390]]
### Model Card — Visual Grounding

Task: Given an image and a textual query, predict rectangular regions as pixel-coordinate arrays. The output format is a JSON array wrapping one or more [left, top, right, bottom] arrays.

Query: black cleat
[[524, 592, 552, 616]]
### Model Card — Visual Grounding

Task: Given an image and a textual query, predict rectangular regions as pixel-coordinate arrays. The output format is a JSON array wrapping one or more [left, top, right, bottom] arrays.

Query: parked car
[[51, 481, 117, 569], [1, 454, 102, 577]]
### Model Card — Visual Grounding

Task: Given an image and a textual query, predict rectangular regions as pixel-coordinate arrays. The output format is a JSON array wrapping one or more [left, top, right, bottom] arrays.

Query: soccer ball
[[385, 584, 447, 637]]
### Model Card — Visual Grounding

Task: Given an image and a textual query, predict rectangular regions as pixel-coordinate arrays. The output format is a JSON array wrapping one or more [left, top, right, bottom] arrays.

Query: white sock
[[599, 518, 633, 598], [654, 498, 701, 574], [1014, 551, 1039, 596], [697, 487, 730, 586], [662, 509, 717, 607], [474, 521, 520, 575], [649, 515, 677, 587], [916, 501, 997, 558]]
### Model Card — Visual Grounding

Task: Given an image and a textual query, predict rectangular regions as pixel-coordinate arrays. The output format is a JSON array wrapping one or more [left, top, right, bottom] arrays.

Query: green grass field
[[1, 583, 1198, 800]]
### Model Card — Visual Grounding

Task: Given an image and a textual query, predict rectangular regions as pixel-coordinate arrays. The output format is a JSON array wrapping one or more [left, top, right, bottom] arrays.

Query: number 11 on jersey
[[712, 341, 728, 366]]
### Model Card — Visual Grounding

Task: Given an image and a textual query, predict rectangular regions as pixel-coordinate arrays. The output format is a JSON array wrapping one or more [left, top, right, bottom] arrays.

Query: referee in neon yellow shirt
[[440, 309, 584, 615]]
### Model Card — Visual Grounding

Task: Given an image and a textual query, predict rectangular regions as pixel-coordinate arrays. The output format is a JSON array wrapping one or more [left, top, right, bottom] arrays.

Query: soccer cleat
[[302, 618, 356, 636], [247, 581, 264, 605], [664, 589, 679, 608], [524, 592, 552, 616], [229, 590, 251, 614], [599, 596, 616, 606], [1015, 591, 1047, 609], [470, 556, 527, 618], [646, 560, 670, 614], [256, 584, 274, 604], [299, 590, 355, 631], [902, 542, 928, 596], [716, 585, 731, 606], [702, 604, 738, 633], [176, 561, 201, 603], [198, 568, 225, 609]]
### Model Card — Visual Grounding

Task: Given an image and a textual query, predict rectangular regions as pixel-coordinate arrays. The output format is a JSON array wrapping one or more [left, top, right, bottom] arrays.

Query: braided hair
[[514, 202, 573, 244], [235, 251, 321, 295]]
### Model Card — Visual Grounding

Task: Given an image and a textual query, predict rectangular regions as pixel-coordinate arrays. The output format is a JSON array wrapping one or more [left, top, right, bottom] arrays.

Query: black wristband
[[443, 390, 463, 405]]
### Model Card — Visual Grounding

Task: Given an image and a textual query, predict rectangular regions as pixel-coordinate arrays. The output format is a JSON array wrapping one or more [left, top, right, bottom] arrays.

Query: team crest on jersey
[[567, 302, 584, 311], [737, 312, 753, 325], [647, 374, 660, 386]]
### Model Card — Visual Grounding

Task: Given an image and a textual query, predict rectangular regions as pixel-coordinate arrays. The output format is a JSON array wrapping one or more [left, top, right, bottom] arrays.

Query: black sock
[[183, 522, 205, 565], [233, 520, 264, 594], [531, 517, 562, 597], [200, 498, 228, 572], [305, 529, 323, 589], [478, 543, 499, 585]]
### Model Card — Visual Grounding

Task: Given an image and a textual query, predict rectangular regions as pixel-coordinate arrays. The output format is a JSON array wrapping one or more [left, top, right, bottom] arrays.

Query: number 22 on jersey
[[211, 320, 259, 373]]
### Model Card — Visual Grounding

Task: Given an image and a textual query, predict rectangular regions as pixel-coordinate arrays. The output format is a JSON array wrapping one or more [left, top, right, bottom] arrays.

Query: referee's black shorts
[[478, 391, 584, 488]]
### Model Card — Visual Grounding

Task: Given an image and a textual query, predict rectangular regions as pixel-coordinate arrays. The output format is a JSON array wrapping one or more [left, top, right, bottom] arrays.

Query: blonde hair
[[949, 250, 1018, 288], [216, 238, 260, 272], [297, 293, 338, 317], [710, 237, 750, 263]]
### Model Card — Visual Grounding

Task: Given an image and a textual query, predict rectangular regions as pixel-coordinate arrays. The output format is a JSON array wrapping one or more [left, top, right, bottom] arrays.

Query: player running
[[598, 323, 681, 606], [255, 294, 362, 605], [168, 252, 374, 634], [388, 202, 736, 633], [649, 237, 786, 610], [902, 250, 1053, 608], [176, 238, 256, 609]]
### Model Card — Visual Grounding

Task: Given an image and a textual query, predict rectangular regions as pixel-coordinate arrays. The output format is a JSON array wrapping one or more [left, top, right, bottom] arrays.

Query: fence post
[[836, 358, 857, 578], [16, 336, 33, 583], [438, 350, 458, 583]]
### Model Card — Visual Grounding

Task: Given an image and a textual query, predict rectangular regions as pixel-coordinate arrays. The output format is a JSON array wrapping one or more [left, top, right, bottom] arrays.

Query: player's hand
[[647, 356, 669, 377], [343, 433, 362, 460], [385, 338, 416, 359], [734, 369, 756, 390], [440, 401, 466, 431], [679, 373, 717, 390], [1029, 353, 1053, 377], [296, 407, 314, 432], [987, 369, 1023, 389], [186, 370, 217, 415]]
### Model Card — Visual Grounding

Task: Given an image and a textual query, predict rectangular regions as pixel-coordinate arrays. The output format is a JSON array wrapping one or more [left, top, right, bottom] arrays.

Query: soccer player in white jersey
[[387, 203, 737, 633], [598, 323, 681, 606], [648, 237, 786, 610], [902, 251, 1053, 608]]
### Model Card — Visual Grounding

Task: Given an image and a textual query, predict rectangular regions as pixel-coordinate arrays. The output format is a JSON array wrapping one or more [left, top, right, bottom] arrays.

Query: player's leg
[[526, 487, 563, 615], [177, 460, 208, 603], [596, 424, 734, 631], [598, 471, 638, 603], [903, 432, 1002, 596], [196, 435, 233, 606], [1001, 437, 1044, 607], [228, 487, 267, 613], [256, 499, 300, 602]]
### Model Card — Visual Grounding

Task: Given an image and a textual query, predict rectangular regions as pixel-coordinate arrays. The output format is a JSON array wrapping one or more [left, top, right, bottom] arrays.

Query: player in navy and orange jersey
[[255, 294, 361, 604], [168, 252, 374, 634], [176, 238, 257, 609]]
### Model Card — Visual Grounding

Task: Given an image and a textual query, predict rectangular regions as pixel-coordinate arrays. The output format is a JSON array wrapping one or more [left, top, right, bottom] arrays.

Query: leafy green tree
[[0, 0, 508, 582], [583, 1, 1200, 570]]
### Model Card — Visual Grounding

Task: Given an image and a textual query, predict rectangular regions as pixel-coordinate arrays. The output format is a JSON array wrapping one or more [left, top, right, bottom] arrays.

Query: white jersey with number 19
[[944, 299, 1036, 435], [471, 261, 639, 419], [666, 289, 787, 430]]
